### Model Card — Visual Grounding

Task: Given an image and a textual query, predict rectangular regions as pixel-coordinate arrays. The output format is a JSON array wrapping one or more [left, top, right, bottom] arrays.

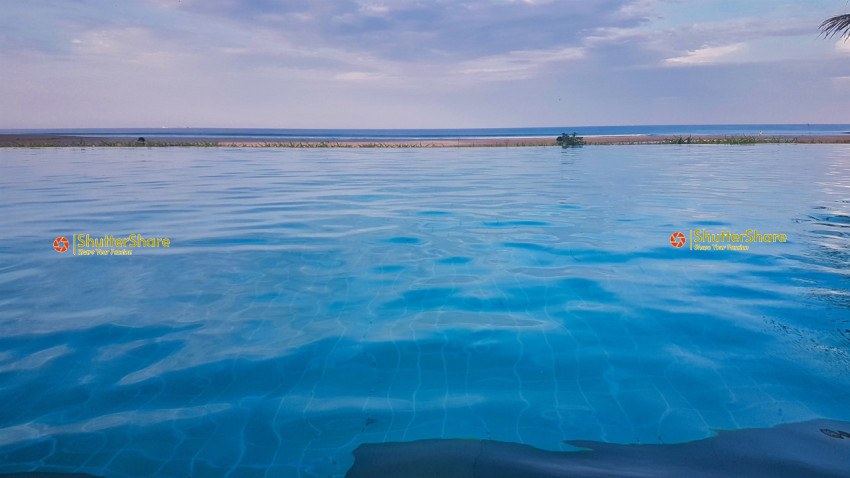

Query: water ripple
[[0, 146, 849, 477]]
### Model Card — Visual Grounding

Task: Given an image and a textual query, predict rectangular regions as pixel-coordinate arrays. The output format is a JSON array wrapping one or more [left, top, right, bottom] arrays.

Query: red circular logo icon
[[670, 232, 686, 248], [54, 237, 69, 252]]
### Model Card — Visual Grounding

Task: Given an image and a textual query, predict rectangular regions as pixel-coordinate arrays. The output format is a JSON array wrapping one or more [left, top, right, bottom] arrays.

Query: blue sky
[[2, 0, 849, 128]]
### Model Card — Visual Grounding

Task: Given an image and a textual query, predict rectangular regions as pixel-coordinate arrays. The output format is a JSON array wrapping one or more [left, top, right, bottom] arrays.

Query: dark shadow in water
[[346, 419, 850, 478]]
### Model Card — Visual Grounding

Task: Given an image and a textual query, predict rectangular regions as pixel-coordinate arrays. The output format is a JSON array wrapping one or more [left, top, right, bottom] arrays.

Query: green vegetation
[[556, 132, 585, 147], [5, 135, 838, 148], [660, 135, 800, 145], [1, 140, 556, 148], [2, 140, 221, 148], [668, 136, 695, 144]]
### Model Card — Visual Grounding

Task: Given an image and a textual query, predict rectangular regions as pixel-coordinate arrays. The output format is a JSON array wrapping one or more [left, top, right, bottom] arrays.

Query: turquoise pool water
[[0, 145, 848, 476]]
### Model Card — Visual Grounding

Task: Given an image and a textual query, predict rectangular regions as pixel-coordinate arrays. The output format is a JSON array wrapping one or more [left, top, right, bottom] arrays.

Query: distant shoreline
[[2, 133, 850, 147]]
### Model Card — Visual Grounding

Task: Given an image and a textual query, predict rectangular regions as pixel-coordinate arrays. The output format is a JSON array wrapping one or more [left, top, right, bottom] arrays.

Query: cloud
[[664, 43, 746, 66], [69, 27, 185, 68], [613, 0, 661, 20], [582, 13, 822, 71], [335, 71, 388, 81], [133, 0, 616, 86], [2, 0, 848, 127], [358, 2, 391, 16], [324, 45, 586, 86], [1, 0, 655, 87], [144, 0, 646, 62], [831, 76, 850, 92], [587, 17, 812, 47], [457, 47, 585, 81], [835, 39, 850, 55]]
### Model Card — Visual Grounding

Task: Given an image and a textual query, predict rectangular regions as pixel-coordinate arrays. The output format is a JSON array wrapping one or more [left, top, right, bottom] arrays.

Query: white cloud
[[614, 0, 660, 20], [358, 2, 390, 16], [457, 46, 584, 81], [335, 71, 387, 81], [2, 0, 848, 127], [506, 0, 554, 4], [584, 26, 650, 45], [585, 17, 814, 69], [664, 43, 746, 66], [69, 27, 186, 68], [831, 76, 850, 92]]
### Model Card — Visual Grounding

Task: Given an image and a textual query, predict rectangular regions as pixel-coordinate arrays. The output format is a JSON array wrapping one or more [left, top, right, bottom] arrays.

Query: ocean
[[3, 124, 850, 141]]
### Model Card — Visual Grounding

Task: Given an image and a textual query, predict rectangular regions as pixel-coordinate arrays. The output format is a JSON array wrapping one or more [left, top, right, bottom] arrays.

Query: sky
[[1, 0, 849, 128]]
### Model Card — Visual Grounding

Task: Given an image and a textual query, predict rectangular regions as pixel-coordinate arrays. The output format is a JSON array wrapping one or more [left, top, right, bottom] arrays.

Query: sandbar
[[2, 134, 850, 147]]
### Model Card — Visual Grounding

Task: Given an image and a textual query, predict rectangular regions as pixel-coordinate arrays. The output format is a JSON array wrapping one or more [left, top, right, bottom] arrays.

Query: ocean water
[[5, 123, 850, 141], [0, 144, 849, 477]]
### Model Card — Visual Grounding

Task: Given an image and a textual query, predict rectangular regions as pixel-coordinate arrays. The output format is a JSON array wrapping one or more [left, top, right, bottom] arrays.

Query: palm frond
[[819, 13, 850, 40]]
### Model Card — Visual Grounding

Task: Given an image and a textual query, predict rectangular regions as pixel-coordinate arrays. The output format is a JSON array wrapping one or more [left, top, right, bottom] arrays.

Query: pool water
[[0, 145, 848, 477]]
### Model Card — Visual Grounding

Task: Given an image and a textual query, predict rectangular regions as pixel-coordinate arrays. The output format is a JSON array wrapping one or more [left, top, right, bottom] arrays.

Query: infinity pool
[[1, 145, 848, 476]]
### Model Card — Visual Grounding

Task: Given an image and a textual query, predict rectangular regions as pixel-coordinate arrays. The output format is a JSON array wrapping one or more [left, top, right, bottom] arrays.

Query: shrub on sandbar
[[557, 132, 585, 147]]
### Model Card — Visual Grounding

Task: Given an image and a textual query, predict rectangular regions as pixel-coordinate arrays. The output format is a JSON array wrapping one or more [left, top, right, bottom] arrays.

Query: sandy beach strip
[[2, 134, 850, 147]]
